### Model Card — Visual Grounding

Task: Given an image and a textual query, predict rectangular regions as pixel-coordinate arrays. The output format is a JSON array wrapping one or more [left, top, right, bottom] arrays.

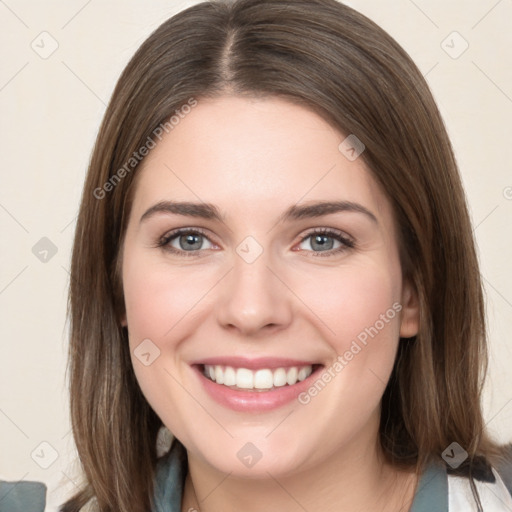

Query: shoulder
[[0, 480, 46, 512], [447, 466, 512, 511], [410, 454, 512, 512]]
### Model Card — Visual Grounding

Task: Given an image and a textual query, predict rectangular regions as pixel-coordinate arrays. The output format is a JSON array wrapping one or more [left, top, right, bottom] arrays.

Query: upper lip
[[191, 356, 322, 370]]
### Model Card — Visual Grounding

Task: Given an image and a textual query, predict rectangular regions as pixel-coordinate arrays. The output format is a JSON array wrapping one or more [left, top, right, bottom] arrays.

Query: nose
[[215, 250, 293, 337]]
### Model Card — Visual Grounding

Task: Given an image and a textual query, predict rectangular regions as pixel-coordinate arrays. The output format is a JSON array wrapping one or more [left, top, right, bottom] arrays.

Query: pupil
[[312, 235, 332, 251], [181, 234, 201, 250]]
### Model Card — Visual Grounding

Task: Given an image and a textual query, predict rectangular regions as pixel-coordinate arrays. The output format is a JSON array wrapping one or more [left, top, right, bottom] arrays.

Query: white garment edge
[[448, 468, 512, 511]]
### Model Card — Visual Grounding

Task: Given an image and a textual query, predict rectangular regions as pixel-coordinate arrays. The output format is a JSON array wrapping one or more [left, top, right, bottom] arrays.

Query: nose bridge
[[215, 239, 292, 335]]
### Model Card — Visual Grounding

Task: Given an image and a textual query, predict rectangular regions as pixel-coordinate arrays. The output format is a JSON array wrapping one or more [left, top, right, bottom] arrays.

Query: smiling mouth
[[198, 363, 324, 392]]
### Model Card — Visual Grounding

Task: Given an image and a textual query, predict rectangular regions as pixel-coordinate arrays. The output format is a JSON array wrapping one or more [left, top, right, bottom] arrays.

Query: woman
[[61, 1, 512, 511]]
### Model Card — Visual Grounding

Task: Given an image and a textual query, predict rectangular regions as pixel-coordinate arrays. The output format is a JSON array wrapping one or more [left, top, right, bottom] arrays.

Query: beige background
[[1, 1, 511, 510]]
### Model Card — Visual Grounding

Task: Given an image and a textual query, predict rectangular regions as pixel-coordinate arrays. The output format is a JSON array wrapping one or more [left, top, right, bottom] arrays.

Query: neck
[[181, 421, 417, 512]]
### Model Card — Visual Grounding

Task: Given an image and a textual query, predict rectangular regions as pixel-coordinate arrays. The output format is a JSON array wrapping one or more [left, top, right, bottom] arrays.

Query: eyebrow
[[139, 200, 378, 225]]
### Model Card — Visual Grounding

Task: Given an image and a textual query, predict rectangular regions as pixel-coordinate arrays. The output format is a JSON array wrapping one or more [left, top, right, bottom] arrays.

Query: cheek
[[122, 251, 212, 414], [292, 261, 402, 412], [295, 261, 401, 350], [123, 248, 402, 362], [123, 253, 213, 346]]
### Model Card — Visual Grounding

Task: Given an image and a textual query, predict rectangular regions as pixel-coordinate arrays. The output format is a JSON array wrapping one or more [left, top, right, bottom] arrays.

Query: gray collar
[[409, 461, 448, 512], [153, 440, 448, 512], [153, 439, 188, 512]]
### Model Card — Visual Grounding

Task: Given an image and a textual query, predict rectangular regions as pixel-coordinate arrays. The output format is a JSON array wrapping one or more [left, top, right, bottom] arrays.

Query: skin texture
[[121, 96, 420, 512]]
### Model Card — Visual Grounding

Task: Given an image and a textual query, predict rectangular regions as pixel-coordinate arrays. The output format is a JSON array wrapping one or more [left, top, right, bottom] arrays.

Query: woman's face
[[121, 95, 419, 477]]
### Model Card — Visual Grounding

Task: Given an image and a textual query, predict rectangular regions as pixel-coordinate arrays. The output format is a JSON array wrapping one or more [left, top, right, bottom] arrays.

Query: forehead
[[130, 95, 392, 225]]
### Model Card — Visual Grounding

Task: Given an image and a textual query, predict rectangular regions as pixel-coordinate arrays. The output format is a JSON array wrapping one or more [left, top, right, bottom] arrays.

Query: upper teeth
[[204, 365, 313, 390]]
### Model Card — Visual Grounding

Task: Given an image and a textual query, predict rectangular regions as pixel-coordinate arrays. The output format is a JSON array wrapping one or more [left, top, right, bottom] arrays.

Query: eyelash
[[156, 227, 355, 258]]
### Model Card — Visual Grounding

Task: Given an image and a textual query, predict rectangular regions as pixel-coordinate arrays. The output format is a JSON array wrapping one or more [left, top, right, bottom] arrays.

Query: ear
[[399, 278, 419, 338], [120, 312, 127, 327]]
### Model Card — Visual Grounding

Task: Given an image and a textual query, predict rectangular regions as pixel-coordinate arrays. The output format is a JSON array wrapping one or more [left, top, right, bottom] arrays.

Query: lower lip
[[192, 364, 324, 412]]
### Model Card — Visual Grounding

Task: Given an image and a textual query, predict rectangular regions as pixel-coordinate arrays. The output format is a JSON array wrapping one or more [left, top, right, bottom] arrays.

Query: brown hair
[[61, 1, 502, 510]]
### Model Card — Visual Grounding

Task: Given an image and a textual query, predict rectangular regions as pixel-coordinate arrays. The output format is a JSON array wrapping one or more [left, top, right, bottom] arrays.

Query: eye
[[156, 227, 355, 258], [296, 228, 354, 257], [157, 228, 216, 256]]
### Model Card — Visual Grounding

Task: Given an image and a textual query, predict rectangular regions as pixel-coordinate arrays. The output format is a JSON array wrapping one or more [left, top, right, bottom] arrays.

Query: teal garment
[[153, 439, 189, 512], [409, 462, 448, 512], [0, 480, 47, 512], [152, 439, 448, 512]]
